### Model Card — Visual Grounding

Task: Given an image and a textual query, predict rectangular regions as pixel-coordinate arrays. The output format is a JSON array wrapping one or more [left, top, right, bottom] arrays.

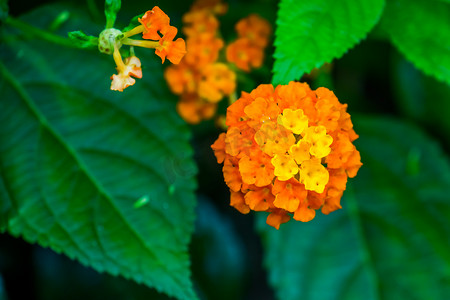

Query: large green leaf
[[272, 0, 385, 84], [259, 116, 450, 300], [379, 0, 450, 84], [0, 4, 197, 300]]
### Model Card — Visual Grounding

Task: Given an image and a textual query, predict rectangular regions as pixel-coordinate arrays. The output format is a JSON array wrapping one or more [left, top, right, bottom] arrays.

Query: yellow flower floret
[[271, 154, 298, 181], [255, 123, 295, 156], [278, 108, 308, 134], [289, 140, 311, 165], [302, 125, 333, 158], [299, 159, 329, 193]]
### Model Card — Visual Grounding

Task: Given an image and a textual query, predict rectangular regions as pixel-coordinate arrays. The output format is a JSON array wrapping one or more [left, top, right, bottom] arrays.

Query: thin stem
[[105, 18, 115, 29], [113, 43, 125, 72], [121, 38, 159, 49], [122, 25, 145, 39], [5, 16, 75, 48]]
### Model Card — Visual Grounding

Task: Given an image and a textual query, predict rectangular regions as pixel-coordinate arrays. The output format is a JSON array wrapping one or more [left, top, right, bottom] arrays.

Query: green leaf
[[68, 31, 99, 49], [259, 116, 450, 300], [272, 0, 385, 84], [0, 0, 7, 21], [105, 0, 121, 28], [0, 4, 197, 300], [379, 0, 450, 85], [391, 52, 450, 148], [272, 0, 384, 84]]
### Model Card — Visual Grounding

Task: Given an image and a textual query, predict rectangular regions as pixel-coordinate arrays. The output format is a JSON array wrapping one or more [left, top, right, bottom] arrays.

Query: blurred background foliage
[[1, 0, 449, 299]]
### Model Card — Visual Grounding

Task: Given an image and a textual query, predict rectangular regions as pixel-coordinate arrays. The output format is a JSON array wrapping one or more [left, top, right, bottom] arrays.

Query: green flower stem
[[5, 16, 75, 48]]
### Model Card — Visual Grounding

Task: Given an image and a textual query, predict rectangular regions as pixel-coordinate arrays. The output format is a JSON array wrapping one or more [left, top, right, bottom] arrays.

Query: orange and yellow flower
[[154, 26, 187, 64], [164, 0, 237, 124], [103, 6, 186, 91], [164, 0, 271, 124], [211, 82, 362, 229], [110, 45, 142, 91]]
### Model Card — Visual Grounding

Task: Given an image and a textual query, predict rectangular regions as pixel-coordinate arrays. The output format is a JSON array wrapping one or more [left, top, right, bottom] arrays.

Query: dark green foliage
[[0, 4, 197, 300], [380, 0, 450, 85], [0, 0, 8, 21], [260, 116, 450, 300]]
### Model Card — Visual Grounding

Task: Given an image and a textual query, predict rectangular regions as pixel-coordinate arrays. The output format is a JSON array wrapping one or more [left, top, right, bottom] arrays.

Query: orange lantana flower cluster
[[226, 14, 271, 72], [164, 0, 272, 124], [165, 0, 234, 124], [211, 82, 362, 229], [98, 6, 186, 91]]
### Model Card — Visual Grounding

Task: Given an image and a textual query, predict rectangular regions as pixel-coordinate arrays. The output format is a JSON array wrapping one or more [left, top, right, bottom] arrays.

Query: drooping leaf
[[379, 0, 450, 84], [259, 116, 450, 300], [0, 4, 197, 300], [272, 0, 385, 84], [68, 30, 99, 49]]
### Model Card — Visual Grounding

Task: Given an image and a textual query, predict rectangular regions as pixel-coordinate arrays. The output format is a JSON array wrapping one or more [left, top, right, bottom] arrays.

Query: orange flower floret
[[139, 6, 171, 40], [272, 178, 307, 213], [238, 154, 274, 187], [191, 0, 228, 15], [226, 38, 264, 72], [176, 94, 217, 124], [211, 133, 226, 163], [225, 14, 271, 72], [164, 63, 197, 95], [198, 63, 236, 103], [255, 123, 295, 156], [183, 10, 219, 37], [235, 14, 271, 48], [230, 191, 250, 214], [184, 34, 224, 67], [245, 186, 274, 211], [110, 53, 143, 92], [211, 81, 362, 229], [155, 27, 187, 64], [266, 209, 290, 230]]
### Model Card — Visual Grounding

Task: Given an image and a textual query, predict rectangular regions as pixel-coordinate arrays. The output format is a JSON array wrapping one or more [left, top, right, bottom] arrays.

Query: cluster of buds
[[164, 0, 271, 124], [98, 6, 186, 91], [211, 82, 362, 229]]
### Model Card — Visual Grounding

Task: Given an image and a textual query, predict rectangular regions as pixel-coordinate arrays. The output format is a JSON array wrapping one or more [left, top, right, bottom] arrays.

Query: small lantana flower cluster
[[98, 6, 186, 92], [164, 0, 271, 124], [226, 14, 271, 72], [211, 82, 362, 229]]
